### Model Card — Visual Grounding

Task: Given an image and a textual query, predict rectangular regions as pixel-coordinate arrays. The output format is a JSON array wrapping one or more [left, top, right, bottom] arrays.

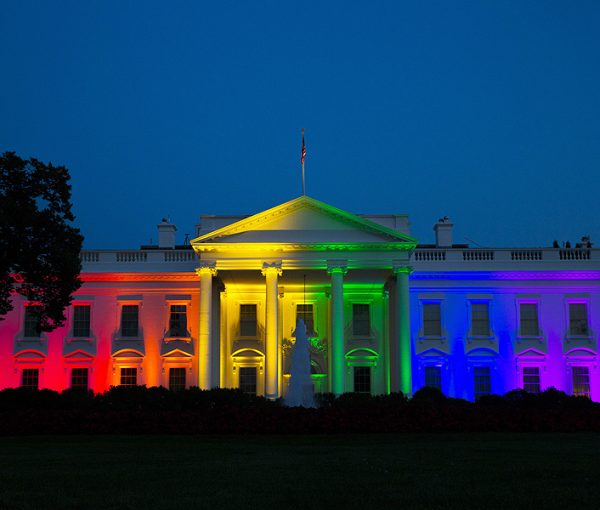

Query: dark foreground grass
[[0, 434, 599, 510]]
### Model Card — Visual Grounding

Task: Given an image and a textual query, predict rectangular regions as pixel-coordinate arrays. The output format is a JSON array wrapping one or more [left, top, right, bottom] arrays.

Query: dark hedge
[[0, 386, 599, 434]]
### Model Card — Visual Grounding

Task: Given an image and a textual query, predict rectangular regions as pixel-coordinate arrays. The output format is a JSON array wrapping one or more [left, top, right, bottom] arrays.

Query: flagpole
[[301, 128, 306, 195]]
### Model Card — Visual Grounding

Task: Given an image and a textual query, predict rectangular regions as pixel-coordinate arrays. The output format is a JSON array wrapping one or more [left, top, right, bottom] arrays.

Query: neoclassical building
[[1, 195, 599, 401]]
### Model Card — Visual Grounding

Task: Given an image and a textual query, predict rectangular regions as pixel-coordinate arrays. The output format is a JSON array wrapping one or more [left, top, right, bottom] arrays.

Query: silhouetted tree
[[0, 152, 83, 330]]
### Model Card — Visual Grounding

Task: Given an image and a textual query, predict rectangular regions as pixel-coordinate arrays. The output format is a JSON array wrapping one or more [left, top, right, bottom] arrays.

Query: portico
[[191, 196, 416, 398]]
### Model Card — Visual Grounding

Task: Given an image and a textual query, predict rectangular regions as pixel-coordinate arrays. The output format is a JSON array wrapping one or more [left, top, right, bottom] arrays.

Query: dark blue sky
[[2, 1, 599, 249]]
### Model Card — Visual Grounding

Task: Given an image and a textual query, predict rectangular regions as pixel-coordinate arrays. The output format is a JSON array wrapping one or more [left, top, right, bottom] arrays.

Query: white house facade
[[1, 195, 599, 401]]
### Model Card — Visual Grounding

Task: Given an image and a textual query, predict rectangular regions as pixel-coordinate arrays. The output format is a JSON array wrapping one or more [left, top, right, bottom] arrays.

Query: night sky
[[1, 1, 599, 249]]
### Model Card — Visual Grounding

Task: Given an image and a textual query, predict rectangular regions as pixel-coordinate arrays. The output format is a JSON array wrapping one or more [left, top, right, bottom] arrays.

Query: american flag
[[300, 132, 306, 165]]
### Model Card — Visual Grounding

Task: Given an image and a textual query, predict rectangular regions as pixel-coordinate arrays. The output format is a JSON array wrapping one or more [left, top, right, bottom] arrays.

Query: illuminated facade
[[1, 195, 599, 401]]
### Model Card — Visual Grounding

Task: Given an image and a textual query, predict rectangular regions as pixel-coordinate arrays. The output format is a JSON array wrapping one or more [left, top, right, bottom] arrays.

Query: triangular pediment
[[192, 196, 416, 249]]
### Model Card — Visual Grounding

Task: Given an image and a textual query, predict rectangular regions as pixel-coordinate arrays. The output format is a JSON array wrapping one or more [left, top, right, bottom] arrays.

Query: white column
[[197, 264, 217, 390], [328, 262, 347, 395], [394, 265, 412, 396], [262, 263, 282, 400]]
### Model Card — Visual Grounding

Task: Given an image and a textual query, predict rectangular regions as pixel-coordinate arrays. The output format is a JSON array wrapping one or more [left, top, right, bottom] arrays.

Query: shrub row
[[0, 386, 599, 434]]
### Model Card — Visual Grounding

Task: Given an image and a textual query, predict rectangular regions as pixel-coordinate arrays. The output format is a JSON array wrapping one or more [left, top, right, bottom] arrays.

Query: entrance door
[[239, 367, 257, 395]]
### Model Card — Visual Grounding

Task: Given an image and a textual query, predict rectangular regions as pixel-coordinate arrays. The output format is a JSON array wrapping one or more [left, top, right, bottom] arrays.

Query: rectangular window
[[121, 305, 139, 337], [523, 366, 540, 394], [169, 368, 186, 391], [424, 366, 442, 391], [23, 306, 41, 338], [474, 366, 491, 401], [519, 303, 539, 336], [352, 304, 370, 336], [71, 368, 89, 390], [471, 303, 490, 336], [296, 304, 315, 336], [572, 366, 590, 398], [73, 305, 91, 337], [120, 367, 137, 386], [240, 304, 257, 337], [569, 303, 589, 336], [239, 367, 257, 395], [168, 305, 188, 337], [21, 368, 39, 389], [353, 366, 371, 394], [423, 303, 442, 336]]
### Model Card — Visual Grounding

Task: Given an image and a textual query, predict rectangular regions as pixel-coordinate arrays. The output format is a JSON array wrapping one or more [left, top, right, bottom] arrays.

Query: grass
[[0, 433, 599, 510]]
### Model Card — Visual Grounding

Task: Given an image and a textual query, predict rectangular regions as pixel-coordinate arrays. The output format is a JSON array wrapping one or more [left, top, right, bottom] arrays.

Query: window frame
[[296, 303, 317, 337], [572, 366, 591, 398], [351, 303, 371, 337], [72, 304, 92, 338], [468, 300, 492, 338], [473, 365, 492, 401], [566, 300, 591, 338], [71, 367, 89, 390], [517, 301, 541, 338], [21, 368, 40, 389], [23, 305, 42, 339], [120, 367, 138, 386], [522, 365, 541, 394], [421, 301, 443, 338], [239, 303, 259, 338], [424, 365, 443, 391], [353, 366, 371, 394]]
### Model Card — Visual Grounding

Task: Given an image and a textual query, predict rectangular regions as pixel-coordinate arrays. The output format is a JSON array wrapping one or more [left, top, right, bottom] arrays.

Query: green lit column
[[394, 265, 413, 396], [196, 263, 217, 390], [328, 262, 347, 395], [262, 262, 282, 400]]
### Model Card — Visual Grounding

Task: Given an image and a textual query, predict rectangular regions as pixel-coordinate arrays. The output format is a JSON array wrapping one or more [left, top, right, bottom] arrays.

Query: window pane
[[423, 303, 442, 336], [573, 366, 590, 398], [21, 368, 39, 389], [239, 367, 257, 395], [121, 305, 139, 337], [120, 367, 137, 386], [296, 304, 315, 336], [168, 305, 187, 337], [474, 366, 491, 400], [352, 304, 370, 336], [71, 368, 89, 389], [569, 304, 589, 336], [471, 303, 490, 336], [73, 305, 91, 337], [523, 366, 540, 394], [169, 368, 186, 391], [425, 366, 442, 391], [240, 304, 257, 337], [519, 303, 539, 336], [353, 366, 371, 394], [24, 306, 41, 338]]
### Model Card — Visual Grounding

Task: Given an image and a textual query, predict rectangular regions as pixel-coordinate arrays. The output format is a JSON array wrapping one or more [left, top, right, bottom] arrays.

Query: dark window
[[73, 305, 91, 337], [353, 366, 371, 394], [23, 306, 41, 338], [169, 368, 186, 391], [520, 303, 539, 336], [239, 367, 257, 395], [474, 366, 491, 400], [471, 303, 490, 336], [423, 303, 442, 336], [424, 366, 442, 391], [352, 304, 370, 336], [71, 368, 89, 389], [240, 304, 257, 337], [573, 366, 590, 398], [523, 366, 540, 394], [296, 304, 315, 335], [120, 367, 137, 386], [121, 305, 139, 337], [569, 304, 589, 336], [21, 368, 39, 389], [168, 305, 187, 337]]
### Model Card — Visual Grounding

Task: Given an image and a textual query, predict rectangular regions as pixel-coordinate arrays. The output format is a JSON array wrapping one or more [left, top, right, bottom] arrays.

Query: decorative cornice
[[81, 272, 198, 282], [393, 263, 413, 275]]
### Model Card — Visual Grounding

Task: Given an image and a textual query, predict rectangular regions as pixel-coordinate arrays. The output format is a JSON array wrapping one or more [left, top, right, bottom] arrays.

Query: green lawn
[[0, 434, 599, 510]]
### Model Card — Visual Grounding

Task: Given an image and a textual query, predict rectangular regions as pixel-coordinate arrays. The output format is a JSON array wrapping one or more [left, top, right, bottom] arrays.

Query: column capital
[[327, 261, 348, 275], [261, 262, 282, 277], [195, 262, 217, 277], [392, 264, 413, 275]]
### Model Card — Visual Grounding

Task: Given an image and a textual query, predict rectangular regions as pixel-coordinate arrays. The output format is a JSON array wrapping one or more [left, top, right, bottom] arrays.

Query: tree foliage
[[0, 152, 83, 331]]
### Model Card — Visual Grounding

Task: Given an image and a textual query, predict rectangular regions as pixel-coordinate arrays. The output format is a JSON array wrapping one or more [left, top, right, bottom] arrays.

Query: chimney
[[158, 218, 177, 248], [434, 216, 453, 247]]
